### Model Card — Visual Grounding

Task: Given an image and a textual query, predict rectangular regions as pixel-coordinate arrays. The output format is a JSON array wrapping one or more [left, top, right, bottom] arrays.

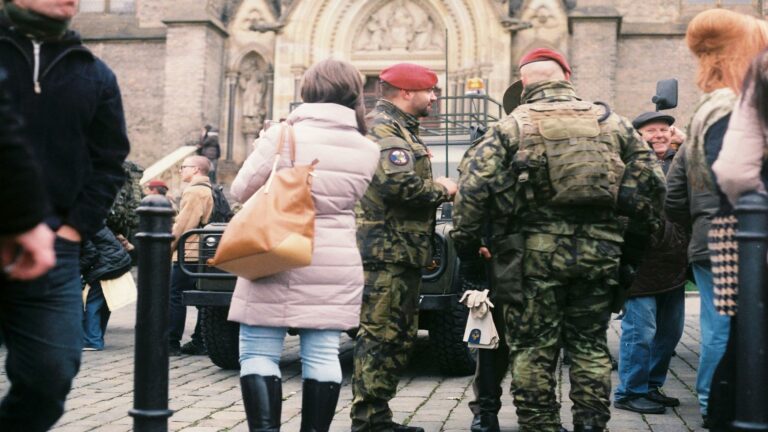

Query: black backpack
[[196, 184, 233, 223]]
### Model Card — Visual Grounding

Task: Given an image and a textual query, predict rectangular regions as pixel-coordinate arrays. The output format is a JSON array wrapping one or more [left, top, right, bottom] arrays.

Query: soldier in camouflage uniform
[[351, 63, 458, 432], [451, 49, 666, 432], [106, 160, 144, 247]]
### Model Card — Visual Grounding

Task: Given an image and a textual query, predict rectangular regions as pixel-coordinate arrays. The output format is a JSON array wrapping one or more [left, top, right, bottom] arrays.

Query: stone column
[[161, 1, 228, 155], [567, 4, 622, 106]]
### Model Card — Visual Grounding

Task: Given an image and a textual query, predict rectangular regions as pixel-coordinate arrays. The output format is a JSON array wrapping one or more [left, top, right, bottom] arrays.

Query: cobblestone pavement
[[0, 296, 708, 431]]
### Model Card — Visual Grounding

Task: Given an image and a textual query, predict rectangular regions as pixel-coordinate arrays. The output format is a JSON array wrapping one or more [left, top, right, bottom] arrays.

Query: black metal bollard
[[129, 195, 175, 432], [733, 192, 768, 432]]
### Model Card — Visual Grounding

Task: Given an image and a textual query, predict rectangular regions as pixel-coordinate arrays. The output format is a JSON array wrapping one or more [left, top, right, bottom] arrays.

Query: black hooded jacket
[[0, 17, 130, 240]]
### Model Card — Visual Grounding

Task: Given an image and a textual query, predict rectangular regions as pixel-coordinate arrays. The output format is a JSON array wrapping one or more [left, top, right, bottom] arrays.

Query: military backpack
[[510, 100, 625, 208]]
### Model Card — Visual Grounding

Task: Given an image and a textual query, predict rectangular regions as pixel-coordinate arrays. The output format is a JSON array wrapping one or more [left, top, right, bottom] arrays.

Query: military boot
[[240, 375, 282, 431], [469, 345, 506, 432], [392, 424, 425, 432], [299, 379, 340, 432], [573, 425, 603, 432]]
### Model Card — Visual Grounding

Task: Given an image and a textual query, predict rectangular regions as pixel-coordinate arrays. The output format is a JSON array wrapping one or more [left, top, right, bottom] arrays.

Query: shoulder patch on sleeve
[[388, 149, 410, 166], [381, 147, 414, 174]]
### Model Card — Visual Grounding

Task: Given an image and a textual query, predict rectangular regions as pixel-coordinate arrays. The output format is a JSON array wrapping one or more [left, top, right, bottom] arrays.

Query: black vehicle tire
[[427, 300, 477, 376], [200, 306, 240, 370]]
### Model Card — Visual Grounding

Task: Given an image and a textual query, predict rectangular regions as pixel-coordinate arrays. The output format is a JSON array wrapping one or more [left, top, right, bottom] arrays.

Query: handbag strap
[[273, 123, 296, 165], [264, 123, 297, 194]]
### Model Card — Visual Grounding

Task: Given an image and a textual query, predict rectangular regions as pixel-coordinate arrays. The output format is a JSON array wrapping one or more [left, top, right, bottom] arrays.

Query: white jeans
[[239, 324, 342, 383]]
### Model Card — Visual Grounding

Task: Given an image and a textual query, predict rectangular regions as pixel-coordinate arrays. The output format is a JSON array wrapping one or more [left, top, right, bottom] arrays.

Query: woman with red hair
[[664, 9, 768, 429]]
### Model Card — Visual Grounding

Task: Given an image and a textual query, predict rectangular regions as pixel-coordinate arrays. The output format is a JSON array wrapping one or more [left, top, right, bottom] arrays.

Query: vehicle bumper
[[419, 293, 457, 310], [183, 290, 233, 307]]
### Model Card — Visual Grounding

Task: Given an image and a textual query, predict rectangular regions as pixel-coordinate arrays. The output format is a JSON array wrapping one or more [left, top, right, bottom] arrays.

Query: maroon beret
[[379, 63, 438, 91], [519, 48, 572, 79], [147, 180, 168, 189]]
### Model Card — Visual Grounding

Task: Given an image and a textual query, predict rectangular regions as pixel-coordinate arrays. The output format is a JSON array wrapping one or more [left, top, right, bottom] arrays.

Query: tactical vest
[[510, 100, 625, 209]]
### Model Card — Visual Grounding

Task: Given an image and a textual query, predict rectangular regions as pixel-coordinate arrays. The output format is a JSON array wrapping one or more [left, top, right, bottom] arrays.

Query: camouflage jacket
[[106, 160, 144, 237], [451, 80, 665, 256], [356, 100, 450, 267]]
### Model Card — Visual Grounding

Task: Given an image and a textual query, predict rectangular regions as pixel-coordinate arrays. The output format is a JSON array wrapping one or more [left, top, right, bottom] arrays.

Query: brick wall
[[87, 40, 166, 168], [615, 35, 698, 126]]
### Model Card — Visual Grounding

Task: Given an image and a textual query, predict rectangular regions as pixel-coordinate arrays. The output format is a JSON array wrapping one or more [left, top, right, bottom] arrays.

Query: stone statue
[[239, 60, 267, 134]]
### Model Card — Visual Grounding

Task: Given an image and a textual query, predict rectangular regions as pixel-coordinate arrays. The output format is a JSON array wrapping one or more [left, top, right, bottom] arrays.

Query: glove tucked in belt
[[460, 289, 499, 349]]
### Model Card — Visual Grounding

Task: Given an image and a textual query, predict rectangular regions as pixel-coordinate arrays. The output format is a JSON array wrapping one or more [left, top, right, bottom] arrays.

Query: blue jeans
[[239, 324, 342, 383], [82, 280, 111, 350], [615, 287, 685, 400], [693, 262, 730, 416], [0, 238, 83, 431]]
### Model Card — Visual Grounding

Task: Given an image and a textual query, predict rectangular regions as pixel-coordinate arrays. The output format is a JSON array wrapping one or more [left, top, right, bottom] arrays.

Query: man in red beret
[[518, 47, 572, 80], [351, 63, 457, 432], [451, 49, 666, 432]]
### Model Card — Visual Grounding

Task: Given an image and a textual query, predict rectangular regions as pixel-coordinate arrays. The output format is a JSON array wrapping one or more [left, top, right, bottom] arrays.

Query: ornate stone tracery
[[353, 0, 445, 52]]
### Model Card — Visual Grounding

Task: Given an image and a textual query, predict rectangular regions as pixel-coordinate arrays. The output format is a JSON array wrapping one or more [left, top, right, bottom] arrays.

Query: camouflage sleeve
[[451, 126, 512, 258], [367, 122, 450, 206], [615, 116, 667, 235]]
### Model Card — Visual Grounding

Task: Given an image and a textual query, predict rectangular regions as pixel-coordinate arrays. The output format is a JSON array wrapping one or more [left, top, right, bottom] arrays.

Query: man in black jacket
[[0, 0, 130, 429], [0, 68, 54, 281]]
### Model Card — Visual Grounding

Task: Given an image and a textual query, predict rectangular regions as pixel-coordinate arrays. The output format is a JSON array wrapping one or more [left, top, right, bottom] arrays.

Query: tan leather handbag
[[208, 124, 317, 280]]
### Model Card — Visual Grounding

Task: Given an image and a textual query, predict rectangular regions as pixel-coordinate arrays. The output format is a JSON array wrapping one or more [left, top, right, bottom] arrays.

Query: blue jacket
[[0, 18, 129, 240]]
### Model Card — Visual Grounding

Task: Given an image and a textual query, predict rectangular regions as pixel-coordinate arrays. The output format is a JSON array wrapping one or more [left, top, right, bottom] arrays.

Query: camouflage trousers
[[504, 233, 620, 432], [351, 263, 421, 432]]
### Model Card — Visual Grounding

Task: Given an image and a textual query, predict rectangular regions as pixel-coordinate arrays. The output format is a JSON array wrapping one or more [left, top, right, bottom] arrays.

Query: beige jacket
[[713, 86, 768, 206], [171, 175, 214, 262]]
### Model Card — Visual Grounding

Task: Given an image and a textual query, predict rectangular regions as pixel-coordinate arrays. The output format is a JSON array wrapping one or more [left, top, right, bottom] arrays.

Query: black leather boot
[[240, 375, 282, 431], [299, 379, 340, 432], [471, 413, 500, 432], [574, 425, 604, 432]]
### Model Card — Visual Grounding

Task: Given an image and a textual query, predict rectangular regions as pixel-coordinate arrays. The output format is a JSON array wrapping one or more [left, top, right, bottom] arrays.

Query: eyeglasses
[[180, 165, 196, 169]]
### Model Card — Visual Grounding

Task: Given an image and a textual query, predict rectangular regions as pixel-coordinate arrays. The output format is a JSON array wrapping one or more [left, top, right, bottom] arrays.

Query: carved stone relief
[[241, 8, 268, 31], [238, 53, 269, 135], [523, 0, 566, 45], [513, 0, 568, 56], [354, 0, 444, 52]]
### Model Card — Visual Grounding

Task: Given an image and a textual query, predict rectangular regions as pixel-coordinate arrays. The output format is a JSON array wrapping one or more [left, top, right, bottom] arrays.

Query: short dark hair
[[379, 81, 401, 99], [300, 59, 367, 135]]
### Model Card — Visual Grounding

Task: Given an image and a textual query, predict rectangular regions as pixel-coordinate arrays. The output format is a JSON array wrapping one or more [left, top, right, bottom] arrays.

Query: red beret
[[379, 63, 438, 90], [147, 180, 168, 189], [519, 48, 572, 79]]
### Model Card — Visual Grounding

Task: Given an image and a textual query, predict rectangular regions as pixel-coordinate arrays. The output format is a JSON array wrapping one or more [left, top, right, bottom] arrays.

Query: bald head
[[520, 60, 567, 86], [185, 156, 211, 174], [180, 155, 211, 182]]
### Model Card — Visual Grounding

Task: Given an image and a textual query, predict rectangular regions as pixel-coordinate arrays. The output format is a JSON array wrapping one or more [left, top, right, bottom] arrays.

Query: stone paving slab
[[0, 298, 708, 431]]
